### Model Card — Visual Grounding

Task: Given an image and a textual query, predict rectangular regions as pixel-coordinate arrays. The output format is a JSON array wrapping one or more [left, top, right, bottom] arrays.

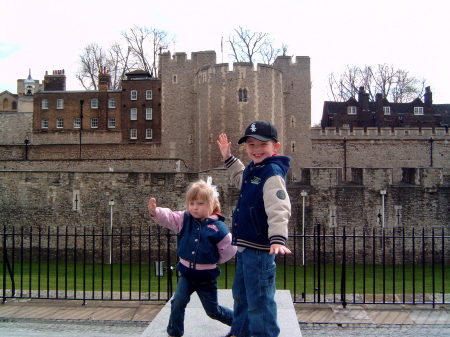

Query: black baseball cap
[[238, 120, 278, 144]]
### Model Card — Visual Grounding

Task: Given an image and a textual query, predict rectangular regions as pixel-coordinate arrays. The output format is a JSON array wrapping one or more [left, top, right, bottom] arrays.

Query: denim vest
[[177, 212, 229, 266]]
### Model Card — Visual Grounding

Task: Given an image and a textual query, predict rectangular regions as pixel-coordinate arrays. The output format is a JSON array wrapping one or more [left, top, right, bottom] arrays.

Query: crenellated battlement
[[296, 166, 446, 188], [311, 126, 450, 139], [160, 51, 308, 77]]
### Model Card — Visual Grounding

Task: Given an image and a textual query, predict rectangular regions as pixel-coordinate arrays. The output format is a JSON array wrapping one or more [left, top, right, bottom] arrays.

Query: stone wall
[[0, 158, 188, 172], [0, 167, 447, 263], [0, 112, 32, 145], [0, 167, 447, 230], [311, 127, 450, 181], [0, 143, 167, 161]]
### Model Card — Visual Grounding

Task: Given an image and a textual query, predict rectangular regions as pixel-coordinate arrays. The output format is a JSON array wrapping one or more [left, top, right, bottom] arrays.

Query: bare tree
[[122, 26, 171, 77], [76, 43, 107, 90], [328, 64, 425, 103], [106, 43, 134, 89], [77, 26, 172, 89], [228, 26, 286, 65]]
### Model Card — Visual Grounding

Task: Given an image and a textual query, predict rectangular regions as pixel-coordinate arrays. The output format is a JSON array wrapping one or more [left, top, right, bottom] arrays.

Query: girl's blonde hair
[[185, 179, 221, 214]]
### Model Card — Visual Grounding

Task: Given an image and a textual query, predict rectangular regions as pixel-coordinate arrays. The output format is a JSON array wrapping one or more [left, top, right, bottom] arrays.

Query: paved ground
[[0, 295, 449, 336]]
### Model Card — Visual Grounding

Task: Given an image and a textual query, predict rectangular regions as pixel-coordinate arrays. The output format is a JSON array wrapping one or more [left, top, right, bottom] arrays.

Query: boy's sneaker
[[224, 333, 236, 337]]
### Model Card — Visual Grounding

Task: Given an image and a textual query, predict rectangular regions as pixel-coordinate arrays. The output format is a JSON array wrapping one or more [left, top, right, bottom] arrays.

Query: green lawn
[[1, 262, 448, 295]]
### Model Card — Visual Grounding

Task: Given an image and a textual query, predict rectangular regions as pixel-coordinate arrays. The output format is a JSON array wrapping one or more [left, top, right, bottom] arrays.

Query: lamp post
[[108, 199, 115, 265], [300, 190, 308, 266], [380, 190, 386, 229], [380, 189, 386, 249]]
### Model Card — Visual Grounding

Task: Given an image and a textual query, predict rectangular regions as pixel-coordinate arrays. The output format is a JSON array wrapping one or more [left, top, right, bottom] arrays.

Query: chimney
[[358, 86, 369, 111], [98, 67, 111, 92], [43, 69, 66, 91], [424, 86, 432, 107]]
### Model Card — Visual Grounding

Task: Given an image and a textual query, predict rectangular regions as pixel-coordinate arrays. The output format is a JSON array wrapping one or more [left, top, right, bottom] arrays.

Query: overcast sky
[[1, 0, 449, 125]]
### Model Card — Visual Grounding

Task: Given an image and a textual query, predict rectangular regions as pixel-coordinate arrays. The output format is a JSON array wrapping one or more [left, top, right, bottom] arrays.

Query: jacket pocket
[[250, 207, 263, 236]]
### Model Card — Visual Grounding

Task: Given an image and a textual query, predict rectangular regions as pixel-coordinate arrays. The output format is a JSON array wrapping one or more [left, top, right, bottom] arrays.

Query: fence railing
[[1, 224, 448, 306]]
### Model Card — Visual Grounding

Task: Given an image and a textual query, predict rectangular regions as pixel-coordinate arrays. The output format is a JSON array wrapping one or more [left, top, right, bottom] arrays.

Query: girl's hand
[[217, 133, 232, 160], [148, 198, 157, 217]]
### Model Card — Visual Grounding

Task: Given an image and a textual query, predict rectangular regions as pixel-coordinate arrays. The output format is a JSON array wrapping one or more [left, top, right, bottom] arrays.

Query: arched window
[[238, 88, 248, 102], [2, 98, 8, 110]]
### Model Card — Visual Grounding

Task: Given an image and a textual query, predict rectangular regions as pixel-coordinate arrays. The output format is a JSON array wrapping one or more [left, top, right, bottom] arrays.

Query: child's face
[[188, 198, 213, 220], [244, 137, 281, 164]]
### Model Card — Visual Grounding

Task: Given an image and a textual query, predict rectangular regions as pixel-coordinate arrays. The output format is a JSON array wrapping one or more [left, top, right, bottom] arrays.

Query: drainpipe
[[343, 137, 347, 182], [429, 137, 433, 167]]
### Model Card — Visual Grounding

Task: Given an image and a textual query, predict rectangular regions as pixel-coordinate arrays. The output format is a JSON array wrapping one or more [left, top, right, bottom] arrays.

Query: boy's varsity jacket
[[151, 208, 236, 269], [224, 155, 291, 250]]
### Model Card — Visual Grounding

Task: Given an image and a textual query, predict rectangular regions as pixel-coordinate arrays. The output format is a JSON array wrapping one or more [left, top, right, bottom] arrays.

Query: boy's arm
[[217, 133, 244, 188], [224, 156, 244, 188], [263, 175, 291, 251], [216, 233, 237, 264]]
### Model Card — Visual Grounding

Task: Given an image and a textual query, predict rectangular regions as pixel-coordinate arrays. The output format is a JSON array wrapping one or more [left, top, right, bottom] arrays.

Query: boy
[[217, 120, 291, 337]]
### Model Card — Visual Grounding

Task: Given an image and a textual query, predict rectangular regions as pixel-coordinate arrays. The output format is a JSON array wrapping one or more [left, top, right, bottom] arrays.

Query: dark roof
[[125, 70, 153, 79]]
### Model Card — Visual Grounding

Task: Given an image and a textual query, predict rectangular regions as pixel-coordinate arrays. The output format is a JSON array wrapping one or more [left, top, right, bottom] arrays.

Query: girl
[[148, 177, 236, 337]]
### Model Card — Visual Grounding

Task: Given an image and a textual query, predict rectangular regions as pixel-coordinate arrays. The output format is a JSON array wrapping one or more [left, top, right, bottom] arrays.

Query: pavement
[[0, 292, 449, 336]]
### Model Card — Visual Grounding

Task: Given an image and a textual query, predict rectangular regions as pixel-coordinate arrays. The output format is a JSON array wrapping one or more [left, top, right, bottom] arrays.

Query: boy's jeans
[[167, 274, 233, 336], [230, 248, 279, 337]]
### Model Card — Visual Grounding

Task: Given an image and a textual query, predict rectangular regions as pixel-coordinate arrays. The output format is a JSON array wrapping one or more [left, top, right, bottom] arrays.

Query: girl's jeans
[[230, 248, 279, 337], [167, 274, 233, 336]]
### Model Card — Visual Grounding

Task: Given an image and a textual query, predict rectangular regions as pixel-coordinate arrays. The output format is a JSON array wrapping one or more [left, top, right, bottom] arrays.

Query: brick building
[[321, 86, 450, 128], [32, 69, 161, 145]]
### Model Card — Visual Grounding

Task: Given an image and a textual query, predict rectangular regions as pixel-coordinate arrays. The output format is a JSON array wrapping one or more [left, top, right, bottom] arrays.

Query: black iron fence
[[1, 224, 448, 306]]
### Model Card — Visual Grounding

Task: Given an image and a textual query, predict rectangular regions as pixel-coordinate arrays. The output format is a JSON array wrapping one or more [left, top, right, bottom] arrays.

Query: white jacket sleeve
[[263, 175, 291, 245]]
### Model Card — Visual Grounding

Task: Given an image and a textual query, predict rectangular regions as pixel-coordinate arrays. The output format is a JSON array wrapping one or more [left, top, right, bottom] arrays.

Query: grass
[[1, 262, 449, 295]]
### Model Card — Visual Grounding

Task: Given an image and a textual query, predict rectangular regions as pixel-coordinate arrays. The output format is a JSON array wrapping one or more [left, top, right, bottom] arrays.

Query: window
[[146, 90, 153, 100], [108, 117, 116, 128], [130, 90, 137, 100], [130, 108, 137, 120], [145, 128, 153, 139], [108, 98, 116, 108], [42, 99, 48, 109], [91, 98, 98, 109], [56, 118, 64, 128], [91, 118, 98, 128], [73, 118, 81, 129], [414, 106, 424, 115], [347, 106, 357, 115], [172, 75, 177, 84], [41, 119, 48, 129], [383, 106, 391, 115], [56, 99, 64, 109], [238, 88, 248, 102], [145, 108, 153, 120], [130, 129, 137, 139]]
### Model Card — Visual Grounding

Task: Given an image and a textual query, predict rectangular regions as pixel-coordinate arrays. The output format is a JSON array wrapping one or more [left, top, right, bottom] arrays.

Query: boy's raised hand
[[217, 133, 231, 160], [147, 198, 157, 217], [269, 244, 292, 255]]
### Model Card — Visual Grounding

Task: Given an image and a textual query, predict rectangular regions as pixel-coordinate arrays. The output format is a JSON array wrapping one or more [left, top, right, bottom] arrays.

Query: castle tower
[[273, 56, 312, 176], [159, 51, 312, 176]]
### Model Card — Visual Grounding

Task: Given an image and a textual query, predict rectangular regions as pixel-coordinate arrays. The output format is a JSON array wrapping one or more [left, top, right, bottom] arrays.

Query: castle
[[0, 51, 448, 230]]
